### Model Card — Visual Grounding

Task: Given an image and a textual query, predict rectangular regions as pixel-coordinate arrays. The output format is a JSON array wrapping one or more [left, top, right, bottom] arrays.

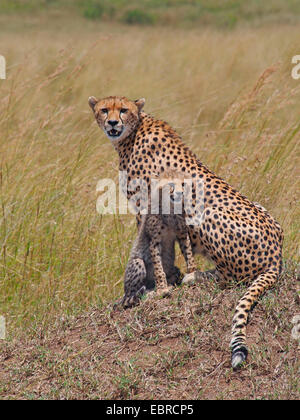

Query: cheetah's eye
[[101, 108, 108, 114], [120, 108, 128, 114]]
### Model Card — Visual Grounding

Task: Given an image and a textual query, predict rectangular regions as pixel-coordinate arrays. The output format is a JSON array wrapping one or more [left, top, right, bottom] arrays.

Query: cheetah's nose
[[108, 120, 119, 127]]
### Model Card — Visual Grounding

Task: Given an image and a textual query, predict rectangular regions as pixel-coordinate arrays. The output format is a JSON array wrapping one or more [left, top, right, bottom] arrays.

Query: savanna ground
[[0, 1, 299, 400]]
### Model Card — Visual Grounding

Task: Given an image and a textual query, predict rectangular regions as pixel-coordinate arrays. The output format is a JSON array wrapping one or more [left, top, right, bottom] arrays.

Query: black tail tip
[[231, 345, 248, 369]]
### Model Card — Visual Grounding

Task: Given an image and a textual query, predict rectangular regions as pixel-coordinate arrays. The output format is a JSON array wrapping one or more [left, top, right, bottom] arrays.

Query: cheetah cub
[[119, 172, 197, 308]]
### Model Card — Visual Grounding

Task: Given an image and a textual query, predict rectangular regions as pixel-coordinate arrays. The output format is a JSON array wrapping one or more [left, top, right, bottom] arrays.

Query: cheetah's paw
[[156, 286, 172, 297]]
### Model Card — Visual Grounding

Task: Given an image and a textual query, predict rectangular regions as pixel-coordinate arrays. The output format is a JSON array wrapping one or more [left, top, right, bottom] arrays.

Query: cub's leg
[[149, 236, 172, 297], [117, 258, 147, 309], [178, 232, 197, 274], [160, 237, 182, 286], [118, 220, 179, 308], [177, 230, 198, 285]]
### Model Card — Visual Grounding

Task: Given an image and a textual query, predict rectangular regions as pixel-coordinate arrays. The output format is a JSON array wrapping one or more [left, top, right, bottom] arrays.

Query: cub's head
[[88, 95, 145, 144]]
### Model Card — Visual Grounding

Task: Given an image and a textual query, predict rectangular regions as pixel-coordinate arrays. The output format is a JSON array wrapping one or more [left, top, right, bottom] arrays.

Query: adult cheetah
[[89, 95, 283, 369]]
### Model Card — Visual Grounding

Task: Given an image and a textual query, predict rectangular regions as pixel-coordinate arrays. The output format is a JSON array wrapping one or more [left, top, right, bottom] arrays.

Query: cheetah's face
[[88, 96, 145, 144]]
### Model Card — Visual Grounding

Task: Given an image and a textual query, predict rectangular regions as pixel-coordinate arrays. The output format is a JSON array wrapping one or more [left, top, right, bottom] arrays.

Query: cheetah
[[118, 172, 197, 309], [89, 95, 284, 369]]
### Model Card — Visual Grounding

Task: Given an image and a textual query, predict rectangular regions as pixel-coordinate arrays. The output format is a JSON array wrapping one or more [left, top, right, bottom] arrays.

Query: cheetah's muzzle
[[107, 128, 123, 138]]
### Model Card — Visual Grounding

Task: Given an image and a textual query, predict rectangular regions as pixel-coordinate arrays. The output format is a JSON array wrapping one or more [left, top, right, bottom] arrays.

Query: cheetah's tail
[[230, 264, 281, 369]]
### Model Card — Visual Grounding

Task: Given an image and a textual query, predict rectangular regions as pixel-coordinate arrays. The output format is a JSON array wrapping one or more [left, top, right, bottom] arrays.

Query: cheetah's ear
[[134, 98, 145, 112], [88, 96, 98, 111]]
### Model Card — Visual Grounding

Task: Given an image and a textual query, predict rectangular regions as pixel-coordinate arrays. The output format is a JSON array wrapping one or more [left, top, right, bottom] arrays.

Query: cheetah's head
[[88, 95, 145, 144]]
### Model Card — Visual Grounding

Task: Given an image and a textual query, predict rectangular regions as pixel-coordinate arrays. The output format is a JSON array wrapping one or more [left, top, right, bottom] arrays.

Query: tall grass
[[0, 17, 299, 333]]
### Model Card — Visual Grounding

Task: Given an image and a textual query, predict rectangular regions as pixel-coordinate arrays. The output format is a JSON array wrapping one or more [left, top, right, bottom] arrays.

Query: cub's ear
[[134, 98, 145, 112], [88, 96, 98, 111]]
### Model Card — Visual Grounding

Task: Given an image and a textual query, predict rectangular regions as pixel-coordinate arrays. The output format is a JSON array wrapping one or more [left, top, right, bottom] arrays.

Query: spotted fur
[[89, 95, 284, 368], [118, 173, 197, 308]]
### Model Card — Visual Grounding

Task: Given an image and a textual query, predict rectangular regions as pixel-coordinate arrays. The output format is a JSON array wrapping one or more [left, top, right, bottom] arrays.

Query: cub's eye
[[120, 108, 128, 114], [101, 108, 108, 114]]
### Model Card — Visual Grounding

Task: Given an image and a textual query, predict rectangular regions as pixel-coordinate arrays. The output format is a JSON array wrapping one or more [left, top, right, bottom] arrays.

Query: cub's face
[[88, 95, 145, 144]]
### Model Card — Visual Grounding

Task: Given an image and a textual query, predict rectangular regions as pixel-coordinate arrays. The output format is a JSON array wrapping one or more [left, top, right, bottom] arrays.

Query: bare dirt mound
[[0, 262, 299, 400]]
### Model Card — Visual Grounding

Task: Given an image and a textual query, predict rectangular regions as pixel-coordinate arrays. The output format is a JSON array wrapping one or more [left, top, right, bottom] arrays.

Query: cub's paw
[[182, 271, 197, 285], [146, 286, 173, 300], [156, 286, 173, 297], [114, 286, 146, 310]]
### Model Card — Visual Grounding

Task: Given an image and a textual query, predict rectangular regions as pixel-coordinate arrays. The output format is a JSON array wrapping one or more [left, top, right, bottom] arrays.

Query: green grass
[[1, 0, 300, 28]]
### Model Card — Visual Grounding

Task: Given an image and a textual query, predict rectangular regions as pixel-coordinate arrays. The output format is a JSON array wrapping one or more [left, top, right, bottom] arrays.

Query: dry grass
[[0, 14, 299, 399], [0, 262, 298, 400]]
